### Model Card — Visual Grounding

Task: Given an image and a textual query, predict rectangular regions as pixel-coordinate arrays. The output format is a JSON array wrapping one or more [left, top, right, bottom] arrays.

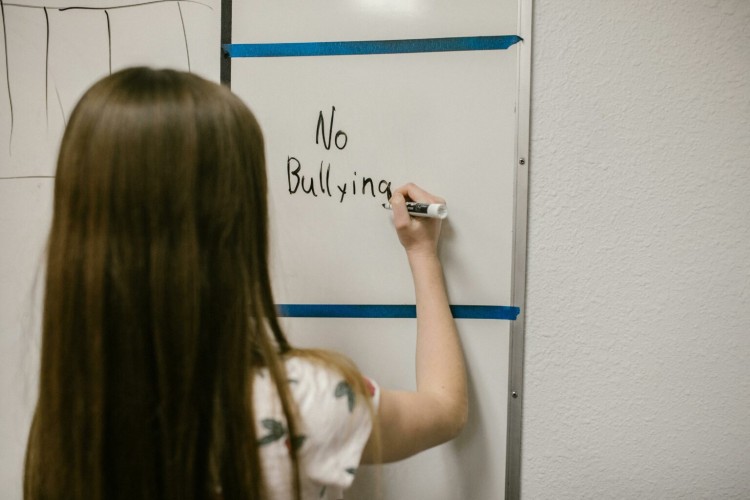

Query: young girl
[[24, 67, 467, 500]]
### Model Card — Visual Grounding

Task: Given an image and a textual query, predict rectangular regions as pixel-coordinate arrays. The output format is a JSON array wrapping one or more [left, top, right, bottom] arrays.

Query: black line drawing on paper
[[105, 9, 112, 74], [0, 0, 214, 175], [177, 2, 190, 71], [43, 6, 48, 122], [1, 0, 14, 151]]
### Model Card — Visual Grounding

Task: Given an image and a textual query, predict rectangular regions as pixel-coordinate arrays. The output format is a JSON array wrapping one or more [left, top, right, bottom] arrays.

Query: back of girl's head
[[26, 67, 290, 500], [54, 67, 269, 296]]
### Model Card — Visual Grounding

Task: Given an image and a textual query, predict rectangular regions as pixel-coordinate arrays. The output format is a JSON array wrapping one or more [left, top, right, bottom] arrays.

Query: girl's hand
[[389, 183, 445, 257]]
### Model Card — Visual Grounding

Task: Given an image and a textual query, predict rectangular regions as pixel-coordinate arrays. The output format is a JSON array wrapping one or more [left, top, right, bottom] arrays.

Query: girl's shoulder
[[253, 354, 379, 498]]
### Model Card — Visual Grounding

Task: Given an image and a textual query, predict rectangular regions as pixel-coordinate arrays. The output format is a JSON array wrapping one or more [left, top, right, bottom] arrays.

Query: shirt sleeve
[[286, 357, 380, 491]]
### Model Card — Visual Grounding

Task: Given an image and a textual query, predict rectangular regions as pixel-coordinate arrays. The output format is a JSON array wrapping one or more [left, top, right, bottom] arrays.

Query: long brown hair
[[24, 67, 353, 499]]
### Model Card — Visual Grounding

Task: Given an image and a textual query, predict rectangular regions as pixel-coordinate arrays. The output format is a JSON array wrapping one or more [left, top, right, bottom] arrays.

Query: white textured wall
[[523, 1, 750, 498]]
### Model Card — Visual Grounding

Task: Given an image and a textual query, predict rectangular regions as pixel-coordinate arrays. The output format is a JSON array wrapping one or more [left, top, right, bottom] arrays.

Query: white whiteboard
[[234, 51, 517, 307], [229, 1, 530, 498]]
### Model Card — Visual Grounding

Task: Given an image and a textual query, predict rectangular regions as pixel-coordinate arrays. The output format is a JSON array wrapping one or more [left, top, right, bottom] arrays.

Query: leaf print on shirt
[[257, 418, 307, 453], [335, 380, 356, 412], [258, 419, 286, 446], [285, 434, 307, 452]]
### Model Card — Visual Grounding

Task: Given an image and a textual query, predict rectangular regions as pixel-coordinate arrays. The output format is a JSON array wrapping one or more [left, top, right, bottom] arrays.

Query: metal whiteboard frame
[[506, 0, 532, 499]]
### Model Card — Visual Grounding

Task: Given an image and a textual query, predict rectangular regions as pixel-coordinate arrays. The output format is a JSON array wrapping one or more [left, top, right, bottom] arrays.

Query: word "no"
[[316, 106, 348, 150]]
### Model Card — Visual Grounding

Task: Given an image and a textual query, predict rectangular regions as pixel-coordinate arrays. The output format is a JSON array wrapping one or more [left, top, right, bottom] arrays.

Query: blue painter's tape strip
[[224, 35, 522, 58], [450, 305, 520, 320], [278, 304, 416, 318], [276, 304, 520, 320]]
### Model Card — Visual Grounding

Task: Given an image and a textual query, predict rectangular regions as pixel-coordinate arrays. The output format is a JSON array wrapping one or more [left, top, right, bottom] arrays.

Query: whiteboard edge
[[505, 0, 532, 499]]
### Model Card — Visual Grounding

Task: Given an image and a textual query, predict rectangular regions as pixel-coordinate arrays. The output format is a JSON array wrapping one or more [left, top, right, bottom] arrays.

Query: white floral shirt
[[253, 356, 380, 500]]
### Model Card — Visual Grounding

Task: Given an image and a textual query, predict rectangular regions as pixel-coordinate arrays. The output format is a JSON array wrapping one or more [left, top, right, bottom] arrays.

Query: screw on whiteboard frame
[[511, 391, 519, 399], [519, 158, 526, 166]]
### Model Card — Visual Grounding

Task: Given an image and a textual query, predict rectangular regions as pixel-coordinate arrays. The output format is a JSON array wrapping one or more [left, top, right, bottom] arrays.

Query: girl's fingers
[[389, 191, 411, 229]]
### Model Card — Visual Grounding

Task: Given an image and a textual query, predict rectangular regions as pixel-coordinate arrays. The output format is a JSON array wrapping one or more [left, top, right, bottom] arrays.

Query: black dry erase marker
[[382, 201, 448, 219]]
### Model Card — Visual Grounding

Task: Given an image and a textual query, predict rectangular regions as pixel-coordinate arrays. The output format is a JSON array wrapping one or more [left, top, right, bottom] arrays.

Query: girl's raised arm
[[361, 183, 468, 463]]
